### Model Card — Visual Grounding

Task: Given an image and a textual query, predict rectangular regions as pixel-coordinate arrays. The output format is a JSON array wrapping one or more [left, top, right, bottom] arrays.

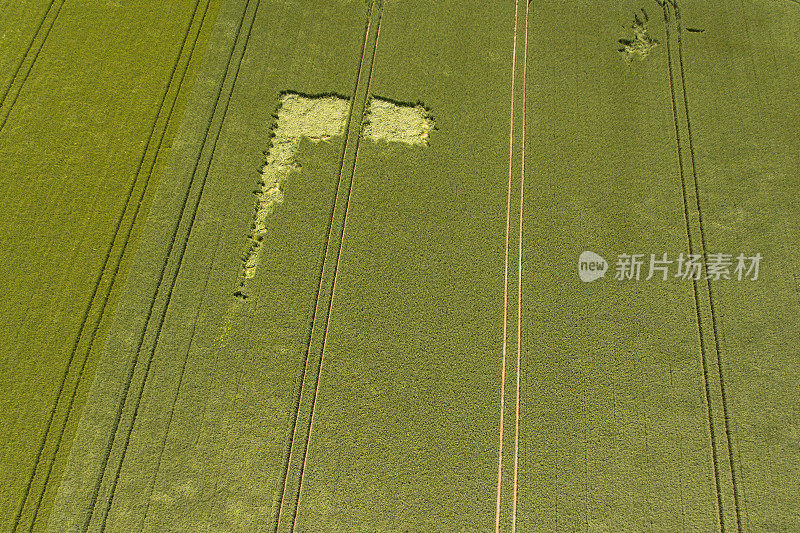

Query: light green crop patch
[[618, 9, 659, 61], [236, 93, 435, 297], [237, 93, 349, 294], [362, 97, 435, 145]]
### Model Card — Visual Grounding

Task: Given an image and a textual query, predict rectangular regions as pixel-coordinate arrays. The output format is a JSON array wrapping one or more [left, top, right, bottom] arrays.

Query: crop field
[[0, 0, 798, 531]]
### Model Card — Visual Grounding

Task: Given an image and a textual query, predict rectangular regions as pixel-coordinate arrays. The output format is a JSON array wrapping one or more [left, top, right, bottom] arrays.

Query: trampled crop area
[[0, 0, 797, 531]]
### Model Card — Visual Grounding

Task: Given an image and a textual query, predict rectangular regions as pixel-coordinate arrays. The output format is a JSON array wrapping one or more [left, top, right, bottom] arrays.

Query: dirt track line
[[10, 1, 212, 530], [79, 0, 258, 529], [661, 3, 724, 532], [511, 2, 530, 531], [0, 0, 67, 135], [496, 0, 520, 531], [672, 4, 742, 530], [271, 2, 377, 531], [290, 4, 384, 531]]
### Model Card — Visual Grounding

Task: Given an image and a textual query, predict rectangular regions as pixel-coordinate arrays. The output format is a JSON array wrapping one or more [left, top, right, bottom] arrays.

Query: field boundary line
[[512, 1, 530, 531], [290, 2, 384, 530], [672, 3, 742, 530], [496, 0, 520, 531], [10, 0, 212, 530], [78, 0, 258, 529], [0, 0, 67, 134], [271, 2, 378, 531]]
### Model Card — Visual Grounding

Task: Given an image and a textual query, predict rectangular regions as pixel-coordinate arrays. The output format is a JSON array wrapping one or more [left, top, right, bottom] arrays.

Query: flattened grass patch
[[237, 92, 348, 295], [235, 93, 435, 298], [363, 97, 435, 146]]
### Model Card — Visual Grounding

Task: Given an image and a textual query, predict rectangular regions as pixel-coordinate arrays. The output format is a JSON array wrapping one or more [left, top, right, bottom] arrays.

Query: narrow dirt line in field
[[271, 3, 378, 531], [283, 2, 386, 531], [10, 1, 214, 530], [511, 2, 530, 532], [0, 0, 67, 135], [672, 4, 742, 531], [496, 0, 520, 531], [78, 0, 260, 530]]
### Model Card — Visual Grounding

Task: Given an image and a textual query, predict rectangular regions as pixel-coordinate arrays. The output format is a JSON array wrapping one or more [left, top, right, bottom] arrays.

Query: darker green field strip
[[8, 1, 218, 531], [514, 1, 800, 530], [0, 0, 65, 134], [0, 0, 223, 531], [663, 0, 800, 530], [272, 3, 383, 532]]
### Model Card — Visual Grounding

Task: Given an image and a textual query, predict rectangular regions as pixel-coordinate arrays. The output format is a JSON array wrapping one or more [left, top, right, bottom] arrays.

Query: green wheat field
[[1, 0, 798, 531]]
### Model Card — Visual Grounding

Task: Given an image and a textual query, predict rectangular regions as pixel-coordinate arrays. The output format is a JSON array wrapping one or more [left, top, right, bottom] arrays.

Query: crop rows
[[2, 0, 795, 530]]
